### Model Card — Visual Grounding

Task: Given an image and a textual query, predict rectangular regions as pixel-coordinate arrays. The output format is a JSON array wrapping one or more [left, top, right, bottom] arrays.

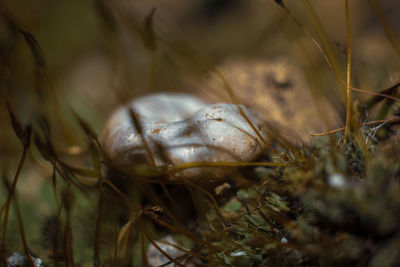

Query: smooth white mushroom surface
[[102, 93, 270, 182]]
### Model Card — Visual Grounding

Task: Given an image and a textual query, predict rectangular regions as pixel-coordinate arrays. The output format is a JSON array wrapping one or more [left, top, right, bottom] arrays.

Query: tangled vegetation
[[1, 0, 399, 266]]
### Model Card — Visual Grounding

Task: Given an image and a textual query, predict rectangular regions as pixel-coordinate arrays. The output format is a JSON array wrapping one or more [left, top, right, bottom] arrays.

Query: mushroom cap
[[102, 93, 270, 182]]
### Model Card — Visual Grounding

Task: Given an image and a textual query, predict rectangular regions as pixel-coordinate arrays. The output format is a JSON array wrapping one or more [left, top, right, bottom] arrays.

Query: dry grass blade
[[34, 137, 56, 163], [301, 0, 344, 87], [34, 126, 91, 191], [311, 127, 345, 137], [62, 186, 74, 267], [344, 0, 353, 143], [19, 30, 46, 69], [116, 210, 142, 259], [42, 216, 63, 266], [6, 103, 32, 147], [52, 167, 61, 210], [1, 108, 31, 266], [140, 222, 147, 267], [142, 7, 157, 51], [127, 107, 156, 166], [66, 166, 98, 178], [63, 164, 130, 200], [12, 193, 35, 267], [92, 143, 103, 266], [273, 0, 345, 97], [17, 29, 47, 97], [71, 110, 103, 154], [6, 103, 24, 141], [102, 179, 131, 202], [103, 180, 130, 202], [167, 161, 287, 173], [116, 220, 132, 256], [111, 228, 119, 267]]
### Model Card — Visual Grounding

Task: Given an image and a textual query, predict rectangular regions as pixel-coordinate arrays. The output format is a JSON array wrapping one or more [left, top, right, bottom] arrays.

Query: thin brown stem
[[344, 0, 353, 143], [112, 226, 119, 267], [93, 183, 104, 266], [351, 86, 400, 102], [311, 127, 345, 137], [93, 145, 104, 266], [13, 196, 35, 267], [1, 146, 29, 266], [140, 221, 147, 267]]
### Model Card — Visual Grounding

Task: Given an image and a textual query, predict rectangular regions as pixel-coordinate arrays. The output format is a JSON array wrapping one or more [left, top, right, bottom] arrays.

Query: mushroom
[[102, 93, 270, 182]]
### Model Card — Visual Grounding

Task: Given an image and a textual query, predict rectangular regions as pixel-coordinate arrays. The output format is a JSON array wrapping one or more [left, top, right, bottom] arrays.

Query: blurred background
[[0, 0, 399, 265], [1, 0, 400, 153]]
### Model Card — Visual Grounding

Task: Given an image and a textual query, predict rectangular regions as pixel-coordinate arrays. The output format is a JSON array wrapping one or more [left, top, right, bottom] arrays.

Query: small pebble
[[328, 174, 346, 188], [7, 252, 43, 267]]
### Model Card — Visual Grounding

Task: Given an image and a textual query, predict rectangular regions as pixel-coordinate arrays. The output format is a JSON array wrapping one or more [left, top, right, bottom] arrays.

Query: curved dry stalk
[[351, 86, 400, 102], [311, 127, 345, 137]]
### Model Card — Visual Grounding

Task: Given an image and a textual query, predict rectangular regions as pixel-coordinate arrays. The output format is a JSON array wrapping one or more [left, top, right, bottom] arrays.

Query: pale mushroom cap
[[102, 93, 270, 182]]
